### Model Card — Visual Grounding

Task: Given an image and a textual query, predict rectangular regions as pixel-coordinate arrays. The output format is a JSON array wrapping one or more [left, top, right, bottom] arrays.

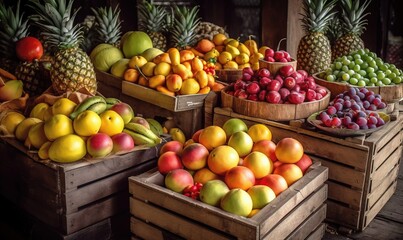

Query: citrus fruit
[[208, 145, 239, 175], [273, 163, 303, 186], [243, 151, 273, 179], [222, 118, 248, 139], [1, 111, 25, 135], [48, 134, 86, 163], [225, 166, 255, 190], [44, 114, 74, 141], [193, 168, 220, 184], [247, 185, 276, 209], [73, 110, 102, 137], [199, 125, 227, 151], [247, 124, 272, 142], [275, 138, 304, 163], [220, 189, 253, 217], [52, 98, 77, 116], [98, 110, 124, 136]]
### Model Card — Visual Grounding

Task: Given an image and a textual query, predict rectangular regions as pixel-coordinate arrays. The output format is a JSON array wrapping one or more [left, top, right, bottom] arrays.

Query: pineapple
[[137, 0, 168, 51], [326, 17, 343, 47], [170, 4, 201, 50], [28, 0, 97, 95], [91, 5, 122, 47], [0, 0, 29, 72], [297, 0, 337, 75], [332, 0, 372, 60]]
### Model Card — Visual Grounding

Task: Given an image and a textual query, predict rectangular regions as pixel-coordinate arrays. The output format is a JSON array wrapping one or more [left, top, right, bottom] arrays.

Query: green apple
[[122, 31, 153, 58]]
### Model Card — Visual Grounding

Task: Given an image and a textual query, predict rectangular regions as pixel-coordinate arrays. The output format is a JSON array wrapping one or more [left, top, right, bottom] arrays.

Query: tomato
[[15, 37, 43, 62]]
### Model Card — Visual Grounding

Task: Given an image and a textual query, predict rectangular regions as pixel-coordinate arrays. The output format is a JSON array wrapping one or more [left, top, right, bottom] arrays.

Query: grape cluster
[[317, 87, 387, 130], [320, 48, 403, 87], [183, 182, 203, 199]]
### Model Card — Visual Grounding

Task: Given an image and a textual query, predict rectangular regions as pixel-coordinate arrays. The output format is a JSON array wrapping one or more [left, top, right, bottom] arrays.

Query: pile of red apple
[[263, 49, 293, 63], [225, 66, 328, 104]]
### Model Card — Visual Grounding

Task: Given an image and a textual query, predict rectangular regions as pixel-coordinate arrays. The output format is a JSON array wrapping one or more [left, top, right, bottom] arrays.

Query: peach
[[181, 143, 209, 170], [295, 154, 313, 174], [257, 174, 288, 196], [160, 140, 184, 155], [166, 73, 183, 92], [157, 151, 183, 175], [273, 163, 303, 186], [164, 169, 194, 193]]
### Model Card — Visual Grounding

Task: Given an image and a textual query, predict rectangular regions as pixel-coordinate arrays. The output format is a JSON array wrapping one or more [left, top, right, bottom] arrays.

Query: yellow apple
[[73, 110, 102, 137], [98, 110, 124, 136]]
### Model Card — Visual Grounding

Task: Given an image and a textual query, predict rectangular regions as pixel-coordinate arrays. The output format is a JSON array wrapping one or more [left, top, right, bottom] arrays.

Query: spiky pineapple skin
[[148, 32, 167, 51], [332, 33, 364, 60], [297, 32, 332, 75], [51, 47, 97, 95], [15, 60, 51, 96]]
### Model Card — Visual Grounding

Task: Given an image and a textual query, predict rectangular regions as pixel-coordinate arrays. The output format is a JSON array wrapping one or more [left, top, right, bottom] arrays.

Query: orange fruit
[[180, 78, 201, 95], [213, 33, 227, 46], [273, 163, 303, 186], [275, 138, 304, 163], [243, 151, 273, 179], [212, 82, 225, 92], [207, 145, 239, 175], [198, 125, 227, 151], [225, 166, 255, 190], [193, 168, 220, 184], [247, 124, 272, 143], [196, 39, 215, 53]]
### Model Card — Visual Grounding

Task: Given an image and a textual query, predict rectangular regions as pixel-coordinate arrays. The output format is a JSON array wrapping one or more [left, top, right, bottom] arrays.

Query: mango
[[0, 80, 23, 102]]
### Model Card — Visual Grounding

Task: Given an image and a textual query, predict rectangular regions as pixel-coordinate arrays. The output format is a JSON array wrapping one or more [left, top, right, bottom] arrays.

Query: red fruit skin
[[267, 80, 282, 92], [279, 65, 295, 77], [246, 82, 260, 94], [181, 143, 209, 170], [266, 91, 281, 103], [242, 67, 254, 76], [306, 89, 317, 102], [16, 36, 43, 62], [284, 77, 296, 90], [264, 48, 275, 59], [234, 80, 247, 90], [258, 68, 271, 78], [158, 151, 183, 175], [278, 88, 291, 101], [288, 92, 305, 104], [259, 76, 272, 88], [295, 154, 313, 174], [258, 90, 267, 101], [248, 94, 258, 101]]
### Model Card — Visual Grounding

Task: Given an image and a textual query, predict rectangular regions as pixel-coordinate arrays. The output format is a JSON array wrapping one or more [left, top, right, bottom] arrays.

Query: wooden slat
[[363, 181, 398, 230], [327, 181, 362, 210], [286, 204, 326, 240], [64, 159, 156, 214], [130, 198, 232, 240], [371, 136, 402, 174], [264, 186, 327, 239], [320, 159, 365, 189], [367, 167, 399, 209], [326, 200, 360, 229], [305, 223, 326, 240], [131, 217, 171, 240], [370, 150, 400, 192], [365, 115, 403, 154]]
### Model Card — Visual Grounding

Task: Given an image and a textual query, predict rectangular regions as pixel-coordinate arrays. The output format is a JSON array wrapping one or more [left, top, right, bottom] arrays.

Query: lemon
[[1, 111, 26, 135], [218, 51, 232, 65], [44, 114, 74, 141], [179, 78, 200, 95], [30, 102, 50, 120], [27, 122, 48, 149], [48, 134, 86, 163], [73, 110, 102, 137], [15, 117, 42, 141], [235, 53, 250, 65], [52, 98, 77, 116], [38, 141, 52, 160], [224, 61, 239, 70]]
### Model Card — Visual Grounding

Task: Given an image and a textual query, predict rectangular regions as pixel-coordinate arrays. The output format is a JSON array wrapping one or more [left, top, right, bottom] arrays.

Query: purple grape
[[334, 102, 343, 111], [352, 95, 361, 103], [348, 122, 360, 130], [368, 116, 378, 125], [343, 100, 352, 108], [343, 95, 351, 101], [376, 117, 385, 127], [327, 106, 337, 115], [348, 88, 357, 96], [366, 94, 375, 103], [331, 117, 342, 127], [324, 118, 333, 127], [345, 112, 353, 118], [365, 91, 374, 97], [355, 117, 368, 127], [351, 103, 361, 111], [377, 102, 386, 109], [357, 92, 365, 100], [360, 125, 369, 130], [368, 104, 377, 111], [354, 111, 367, 119], [373, 98, 382, 106], [337, 111, 344, 118], [359, 88, 369, 94], [335, 98, 344, 104], [367, 124, 377, 129], [374, 94, 382, 99], [342, 116, 352, 126], [369, 112, 379, 118], [362, 100, 370, 109], [319, 111, 330, 122]]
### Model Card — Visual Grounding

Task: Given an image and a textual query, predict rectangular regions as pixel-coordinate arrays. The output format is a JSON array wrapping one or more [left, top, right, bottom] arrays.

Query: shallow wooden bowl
[[313, 72, 403, 103], [259, 59, 297, 75]]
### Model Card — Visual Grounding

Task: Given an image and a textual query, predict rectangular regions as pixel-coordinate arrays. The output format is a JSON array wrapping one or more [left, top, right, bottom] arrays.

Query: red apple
[[110, 102, 134, 124], [248, 94, 258, 101], [297, 69, 308, 79], [278, 88, 291, 101], [291, 71, 304, 84], [267, 80, 282, 92], [266, 90, 281, 103], [279, 65, 295, 77], [257, 68, 270, 78], [284, 76, 296, 89], [181, 143, 209, 170], [259, 76, 272, 88], [282, 51, 291, 60], [291, 84, 301, 92], [306, 89, 317, 102], [273, 51, 284, 61], [258, 90, 267, 101], [279, 58, 288, 62], [315, 93, 323, 100], [87, 133, 114, 158], [111, 132, 135, 153], [274, 75, 284, 85], [246, 82, 260, 94], [160, 140, 184, 155], [234, 79, 247, 90], [192, 129, 203, 143], [267, 56, 275, 62], [295, 154, 313, 174], [236, 89, 248, 99], [288, 92, 305, 104], [242, 66, 254, 76], [158, 151, 183, 175], [316, 86, 327, 97], [264, 48, 275, 59], [242, 72, 252, 81], [258, 174, 288, 196], [164, 169, 194, 193]]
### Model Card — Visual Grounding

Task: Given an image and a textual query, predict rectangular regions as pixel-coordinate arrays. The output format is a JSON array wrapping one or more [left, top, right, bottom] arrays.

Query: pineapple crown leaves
[[137, 0, 168, 32], [170, 4, 201, 49], [91, 4, 122, 45], [28, 0, 84, 51], [300, 0, 338, 34], [340, 0, 372, 36], [0, 0, 30, 58]]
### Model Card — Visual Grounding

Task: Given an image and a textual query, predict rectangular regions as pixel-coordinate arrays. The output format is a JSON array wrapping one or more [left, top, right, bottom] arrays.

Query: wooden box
[[0, 135, 168, 236], [313, 73, 403, 103], [122, 81, 208, 112], [220, 88, 330, 121], [128, 163, 328, 240], [213, 107, 403, 231], [259, 59, 298, 75], [215, 69, 242, 82]]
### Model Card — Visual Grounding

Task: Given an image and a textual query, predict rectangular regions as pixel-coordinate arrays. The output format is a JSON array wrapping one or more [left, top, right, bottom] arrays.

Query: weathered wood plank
[[327, 181, 362, 210], [367, 167, 399, 210], [320, 159, 365, 189], [286, 204, 326, 240], [326, 200, 360, 229]]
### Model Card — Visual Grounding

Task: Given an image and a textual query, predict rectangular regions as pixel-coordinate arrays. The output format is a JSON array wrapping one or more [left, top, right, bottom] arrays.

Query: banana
[[70, 96, 106, 119], [105, 97, 121, 109], [124, 122, 161, 144], [87, 101, 107, 115], [146, 118, 164, 136], [123, 129, 157, 146]]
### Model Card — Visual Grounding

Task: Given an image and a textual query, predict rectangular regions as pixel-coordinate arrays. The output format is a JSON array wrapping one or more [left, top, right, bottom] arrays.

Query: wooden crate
[[0, 135, 169, 236], [95, 69, 122, 99], [128, 163, 328, 240], [122, 81, 208, 112], [213, 107, 403, 231]]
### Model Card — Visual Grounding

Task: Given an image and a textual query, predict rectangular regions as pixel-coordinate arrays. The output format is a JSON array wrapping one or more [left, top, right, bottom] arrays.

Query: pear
[[225, 45, 240, 58], [237, 43, 251, 56], [0, 80, 24, 102]]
